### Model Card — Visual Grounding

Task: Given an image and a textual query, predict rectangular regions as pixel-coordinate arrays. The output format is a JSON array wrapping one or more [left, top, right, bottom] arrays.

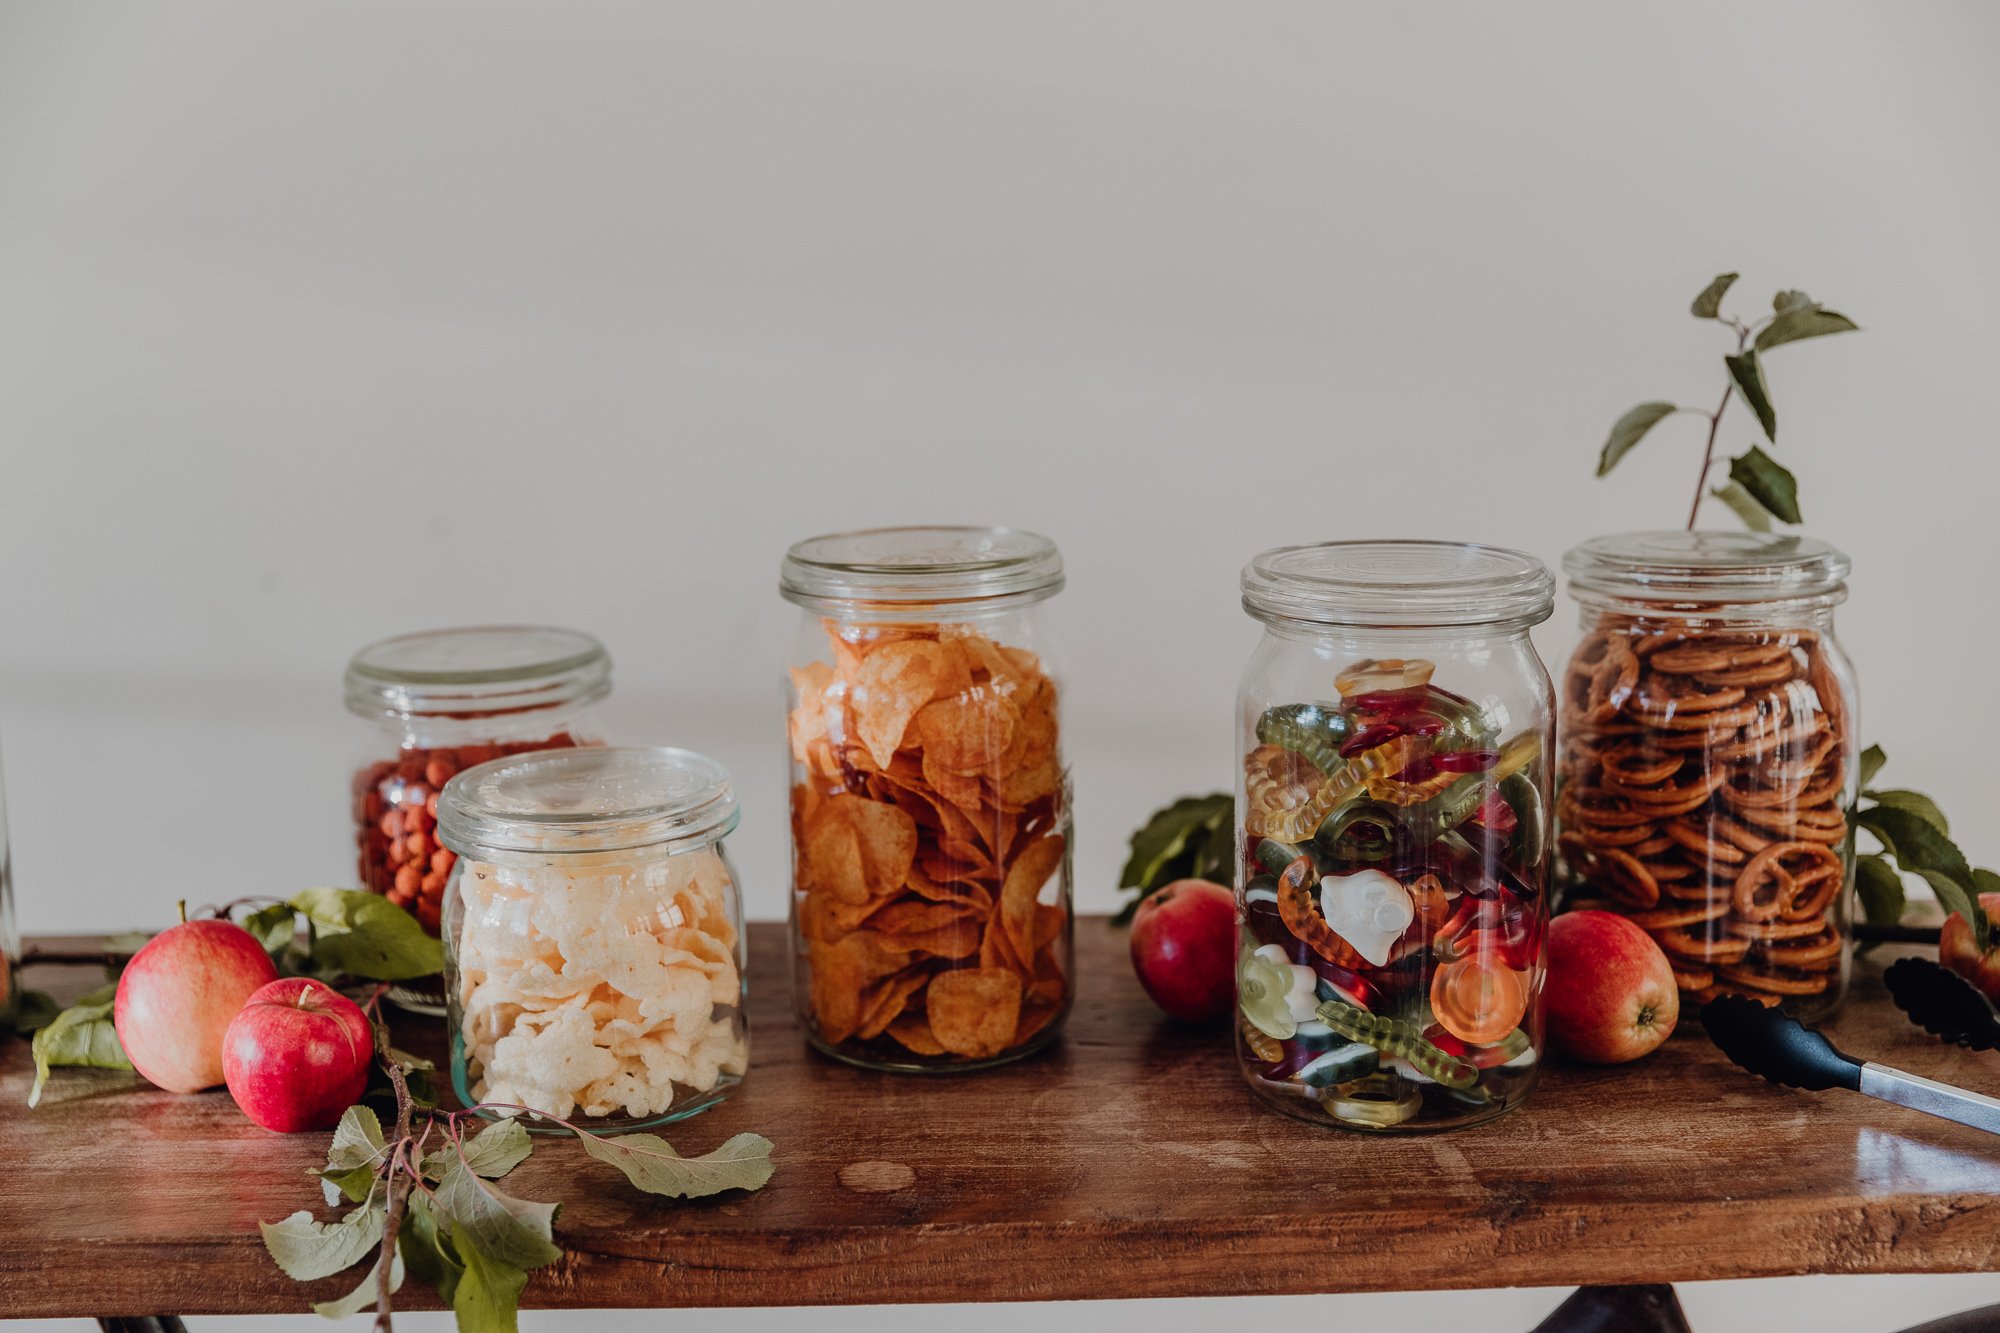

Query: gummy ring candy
[[1430, 955, 1529, 1046], [1325, 1071, 1422, 1127], [1335, 658, 1435, 699]]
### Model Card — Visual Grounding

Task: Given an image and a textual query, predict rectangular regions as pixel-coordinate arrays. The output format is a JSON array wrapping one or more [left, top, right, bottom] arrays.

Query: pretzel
[[1557, 614, 1853, 1015]]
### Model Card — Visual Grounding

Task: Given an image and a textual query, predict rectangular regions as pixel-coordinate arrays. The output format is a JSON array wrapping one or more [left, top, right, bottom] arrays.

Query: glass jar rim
[[1240, 540, 1555, 630], [779, 526, 1064, 613], [437, 745, 737, 859], [344, 626, 611, 721], [1563, 530, 1850, 605]]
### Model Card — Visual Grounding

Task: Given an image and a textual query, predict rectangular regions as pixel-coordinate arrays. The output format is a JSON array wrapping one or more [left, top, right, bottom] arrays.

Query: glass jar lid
[[437, 746, 737, 859], [779, 526, 1064, 613], [1563, 530, 1850, 605], [344, 626, 611, 721], [1241, 540, 1555, 630]]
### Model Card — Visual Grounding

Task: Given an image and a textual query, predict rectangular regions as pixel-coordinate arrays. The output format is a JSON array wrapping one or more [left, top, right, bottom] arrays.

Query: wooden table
[[5, 921, 2000, 1321]]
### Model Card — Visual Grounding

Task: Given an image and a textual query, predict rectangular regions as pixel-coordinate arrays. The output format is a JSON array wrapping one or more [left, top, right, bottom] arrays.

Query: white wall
[[4, 3, 2000, 1328]]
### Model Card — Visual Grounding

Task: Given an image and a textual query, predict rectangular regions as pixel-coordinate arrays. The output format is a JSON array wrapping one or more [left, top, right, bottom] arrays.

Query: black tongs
[[1883, 955, 2000, 1051], [1702, 994, 2000, 1137]]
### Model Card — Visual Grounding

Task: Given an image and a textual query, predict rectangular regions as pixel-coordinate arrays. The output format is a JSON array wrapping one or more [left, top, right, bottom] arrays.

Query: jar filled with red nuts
[[344, 627, 611, 936]]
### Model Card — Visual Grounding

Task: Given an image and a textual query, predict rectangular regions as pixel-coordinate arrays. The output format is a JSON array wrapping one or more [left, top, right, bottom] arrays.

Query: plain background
[[4, 2, 2000, 1330]]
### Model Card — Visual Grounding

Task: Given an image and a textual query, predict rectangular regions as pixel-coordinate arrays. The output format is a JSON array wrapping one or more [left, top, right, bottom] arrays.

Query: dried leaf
[[1597, 401, 1680, 476], [578, 1130, 776, 1198]]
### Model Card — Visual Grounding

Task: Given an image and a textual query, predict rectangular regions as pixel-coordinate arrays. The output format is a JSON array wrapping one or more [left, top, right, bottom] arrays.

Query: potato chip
[[856, 966, 931, 1041], [809, 930, 911, 1045], [925, 967, 1024, 1059], [871, 899, 978, 935], [852, 641, 945, 770], [805, 815, 870, 904], [1000, 832, 1065, 965], [894, 918, 983, 960], [788, 661, 837, 764], [916, 690, 1020, 774], [830, 793, 918, 892], [886, 1012, 947, 1056]]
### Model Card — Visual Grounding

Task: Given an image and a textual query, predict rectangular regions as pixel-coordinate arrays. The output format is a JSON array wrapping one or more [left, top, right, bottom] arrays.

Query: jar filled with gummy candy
[[437, 746, 747, 1133], [781, 526, 1072, 1072], [1235, 541, 1556, 1132], [344, 626, 610, 937], [1557, 531, 1857, 1022]]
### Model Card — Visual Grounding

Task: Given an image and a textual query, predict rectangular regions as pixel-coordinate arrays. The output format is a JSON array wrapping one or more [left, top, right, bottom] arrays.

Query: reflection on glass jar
[[343, 626, 610, 936], [437, 746, 747, 1134], [781, 527, 1072, 1072], [1235, 541, 1557, 1132], [1557, 531, 1857, 1022]]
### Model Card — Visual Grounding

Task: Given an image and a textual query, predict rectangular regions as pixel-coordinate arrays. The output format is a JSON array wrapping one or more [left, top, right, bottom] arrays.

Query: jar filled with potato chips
[[345, 626, 610, 936], [1236, 541, 1556, 1132], [437, 746, 747, 1131], [781, 526, 1072, 1071], [1557, 531, 1857, 1021]]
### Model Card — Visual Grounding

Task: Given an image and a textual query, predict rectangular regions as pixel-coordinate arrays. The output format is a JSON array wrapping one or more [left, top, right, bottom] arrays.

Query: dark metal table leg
[[1897, 1305, 2000, 1332], [1533, 1284, 1692, 1333], [98, 1319, 189, 1332]]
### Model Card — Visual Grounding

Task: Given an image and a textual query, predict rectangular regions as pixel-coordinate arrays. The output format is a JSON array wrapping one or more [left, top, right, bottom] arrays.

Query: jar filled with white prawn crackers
[[437, 746, 747, 1133]]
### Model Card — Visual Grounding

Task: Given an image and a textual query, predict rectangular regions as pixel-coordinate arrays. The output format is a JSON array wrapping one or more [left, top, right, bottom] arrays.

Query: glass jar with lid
[[1557, 531, 1857, 1022], [344, 626, 610, 936], [1235, 541, 1557, 1132], [780, 526, 1072, 1072], [437, 746, 747, 1132]]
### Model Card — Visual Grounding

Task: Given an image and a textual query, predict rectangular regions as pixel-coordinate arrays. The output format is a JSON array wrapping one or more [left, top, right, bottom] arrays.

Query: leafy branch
[[1595, 272, 1858, 530], [1853, 745, 1999, 949], [1113, 793, 1233, 925], [263, 1040, 776, 1332]]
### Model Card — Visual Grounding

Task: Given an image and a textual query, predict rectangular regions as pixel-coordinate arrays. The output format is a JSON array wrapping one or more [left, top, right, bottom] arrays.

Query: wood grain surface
[[5, 921, 2000, 1318]]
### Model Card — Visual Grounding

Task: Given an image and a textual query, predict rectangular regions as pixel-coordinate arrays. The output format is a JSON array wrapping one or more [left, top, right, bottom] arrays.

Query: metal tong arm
[[1860, 1062, 2000, 1136]]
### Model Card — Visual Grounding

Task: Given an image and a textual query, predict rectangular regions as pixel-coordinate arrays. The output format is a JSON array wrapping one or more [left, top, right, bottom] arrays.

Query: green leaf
[[317, 1165, 380, 1207], [1976, 868, 2000, 897], [400, 1194, 461, 1298], [434, 1158, 563, 1270], [1193, 812, 1235, 885], [1691, 272, 1739, 318], [27, 1001, 130, 1108], [1773, 289, 1815, 315], [1710, 481, 1774, 532], [311, 1248, 402, 1319], [1858, 743, 1888, 790], [1757, 306, 1859, 352], [427, 1119, 532, 1182], [1118, 794, 1233, 891], [241, 902, 299, 960], [7, 989, 62, 1036], [259, 1204, 384, 1282], [1854, 854, 1906, 929], [1725, 350, 1777, 442], [326, 1104, 388, 1172], [579, 1130, 776, 1199], [1729, 446, 1801, 524], [1597, 402, 1680, 476], [1859, 805, 1984, 947], [450, 1231, 530, 1333], [1864, 788, 1949, 835], [290, 887, 443, 980]]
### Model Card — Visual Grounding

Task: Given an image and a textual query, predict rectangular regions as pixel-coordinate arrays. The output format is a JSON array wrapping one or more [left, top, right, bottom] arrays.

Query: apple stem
[[176, 899, 188, 925]]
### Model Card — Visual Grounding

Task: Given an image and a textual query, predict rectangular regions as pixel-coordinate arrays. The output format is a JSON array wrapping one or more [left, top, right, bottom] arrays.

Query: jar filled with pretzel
[[1557, 532, 1857, 1020], [345, 626, 611, 937], [1235, 541, 1557, 1133], [781, 527, 1072, 1072]]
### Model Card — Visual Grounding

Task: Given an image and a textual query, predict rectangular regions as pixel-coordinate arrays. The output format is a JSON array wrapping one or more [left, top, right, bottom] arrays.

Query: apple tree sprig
[[1854, 745, 2000, 945], [1595, 272, 1859, 531], [1113, 793, 1233, 925], [262, 1034, 776, 1333], [15, 888, 442, 1107]]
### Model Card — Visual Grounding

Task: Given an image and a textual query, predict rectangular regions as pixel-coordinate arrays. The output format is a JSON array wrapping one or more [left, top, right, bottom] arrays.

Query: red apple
[[113, 919, 280, 1093], [1939, 892, 2000, 1001], [1131, 879, 1237, 1022], [223, 978, 374, 1133], [1545, 910, 1679, 1063]]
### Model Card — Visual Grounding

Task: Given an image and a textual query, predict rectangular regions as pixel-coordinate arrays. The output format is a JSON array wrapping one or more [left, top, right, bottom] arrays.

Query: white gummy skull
[[1319, 869, 1415, 967]]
